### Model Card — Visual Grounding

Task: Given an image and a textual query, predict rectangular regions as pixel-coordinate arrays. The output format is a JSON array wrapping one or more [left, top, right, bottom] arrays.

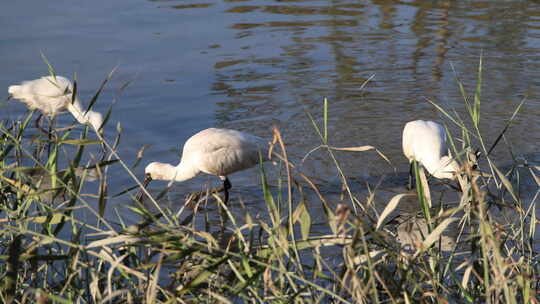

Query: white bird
[[8, 75, 103, 132], [402, 120, 459, 189], [139, 128, 266, 204]]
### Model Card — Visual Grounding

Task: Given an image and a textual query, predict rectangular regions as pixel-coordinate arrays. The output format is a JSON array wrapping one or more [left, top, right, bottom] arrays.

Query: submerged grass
[[0, 59, 539, 303]]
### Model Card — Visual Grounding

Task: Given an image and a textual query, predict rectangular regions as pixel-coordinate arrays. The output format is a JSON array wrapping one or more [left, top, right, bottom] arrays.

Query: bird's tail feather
[[8, 85, 20, 96]]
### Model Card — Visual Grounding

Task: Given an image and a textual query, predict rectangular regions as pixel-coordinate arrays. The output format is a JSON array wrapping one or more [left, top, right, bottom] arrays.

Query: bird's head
[[135, 162, 165, 202], [144, 162, 176, 181]]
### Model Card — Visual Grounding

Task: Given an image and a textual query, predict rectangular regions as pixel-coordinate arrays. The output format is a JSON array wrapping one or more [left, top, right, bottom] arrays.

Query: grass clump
[[0, 59, 539, 303]]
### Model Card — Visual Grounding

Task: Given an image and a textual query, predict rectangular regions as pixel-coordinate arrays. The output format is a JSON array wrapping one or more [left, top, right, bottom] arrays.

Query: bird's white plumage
[[8, 75, 103, 132], [402, 120, 458, 179], [145, 128, 266, 182]]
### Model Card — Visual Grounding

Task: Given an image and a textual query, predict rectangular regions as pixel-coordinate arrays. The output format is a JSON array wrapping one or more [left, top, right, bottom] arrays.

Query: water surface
[[1, 0, 539, 223]]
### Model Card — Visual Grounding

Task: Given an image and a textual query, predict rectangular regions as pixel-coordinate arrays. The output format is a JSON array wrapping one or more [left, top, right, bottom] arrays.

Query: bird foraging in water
[[138, 128, 267, 204], [8, 75, 103, 132], [402, 120, 459, 189]]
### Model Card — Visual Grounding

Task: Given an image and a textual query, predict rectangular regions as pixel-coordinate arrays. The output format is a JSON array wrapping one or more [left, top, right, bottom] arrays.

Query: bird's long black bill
[[135, 174, 152, 202]]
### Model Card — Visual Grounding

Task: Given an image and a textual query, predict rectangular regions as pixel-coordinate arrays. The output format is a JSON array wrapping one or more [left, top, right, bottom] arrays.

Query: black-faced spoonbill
[[402, 120, 459, 189], [8, 75, 103, 132], [138, 128, 266, 204]]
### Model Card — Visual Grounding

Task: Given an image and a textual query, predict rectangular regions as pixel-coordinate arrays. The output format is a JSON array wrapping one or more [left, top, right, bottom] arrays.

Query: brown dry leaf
[[414, 217, 458, 257], [329, 145, 393, 166], [376, 194, 411, 230], [328, 145, 375, 152]]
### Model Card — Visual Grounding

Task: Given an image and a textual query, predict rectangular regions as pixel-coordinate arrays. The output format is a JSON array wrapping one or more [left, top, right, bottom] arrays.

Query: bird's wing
[[184, 128, 264, 176], [403, 120, 448, 161], [19, 76, 73, 98], [197, 144, 261, 176], [425, 121, 448, 158], [9, 76, 73, 115]]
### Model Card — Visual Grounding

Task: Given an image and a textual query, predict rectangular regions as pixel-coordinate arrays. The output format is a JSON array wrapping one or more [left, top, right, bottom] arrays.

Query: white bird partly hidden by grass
[[138, 128, 267, 204], [402, 120, 459, 189], [8, 75, 103, 132]]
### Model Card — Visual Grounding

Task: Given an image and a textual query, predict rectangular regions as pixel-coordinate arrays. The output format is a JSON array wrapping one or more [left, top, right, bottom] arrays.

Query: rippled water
[[1, 0, 539, 223]]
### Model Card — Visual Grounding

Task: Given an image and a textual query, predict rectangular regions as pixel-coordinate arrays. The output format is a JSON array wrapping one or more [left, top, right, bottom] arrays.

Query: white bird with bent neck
[[141, 128, 266, 203], [8, 75, 103, 132], [402, 120, 459, 188]]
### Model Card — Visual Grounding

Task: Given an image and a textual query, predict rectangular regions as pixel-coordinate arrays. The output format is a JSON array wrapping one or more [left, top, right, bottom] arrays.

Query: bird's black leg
[[407, 161, 414, 190], [35, 113, 49, 135], [218, 177, 232, 235], [186, 177, 232, 204], [34, 113, 41, 130], [223, 177, 232, 205]]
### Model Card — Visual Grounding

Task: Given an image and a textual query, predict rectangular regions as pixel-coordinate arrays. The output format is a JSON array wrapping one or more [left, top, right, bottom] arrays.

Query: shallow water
[[1, 0, 539, 226]]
